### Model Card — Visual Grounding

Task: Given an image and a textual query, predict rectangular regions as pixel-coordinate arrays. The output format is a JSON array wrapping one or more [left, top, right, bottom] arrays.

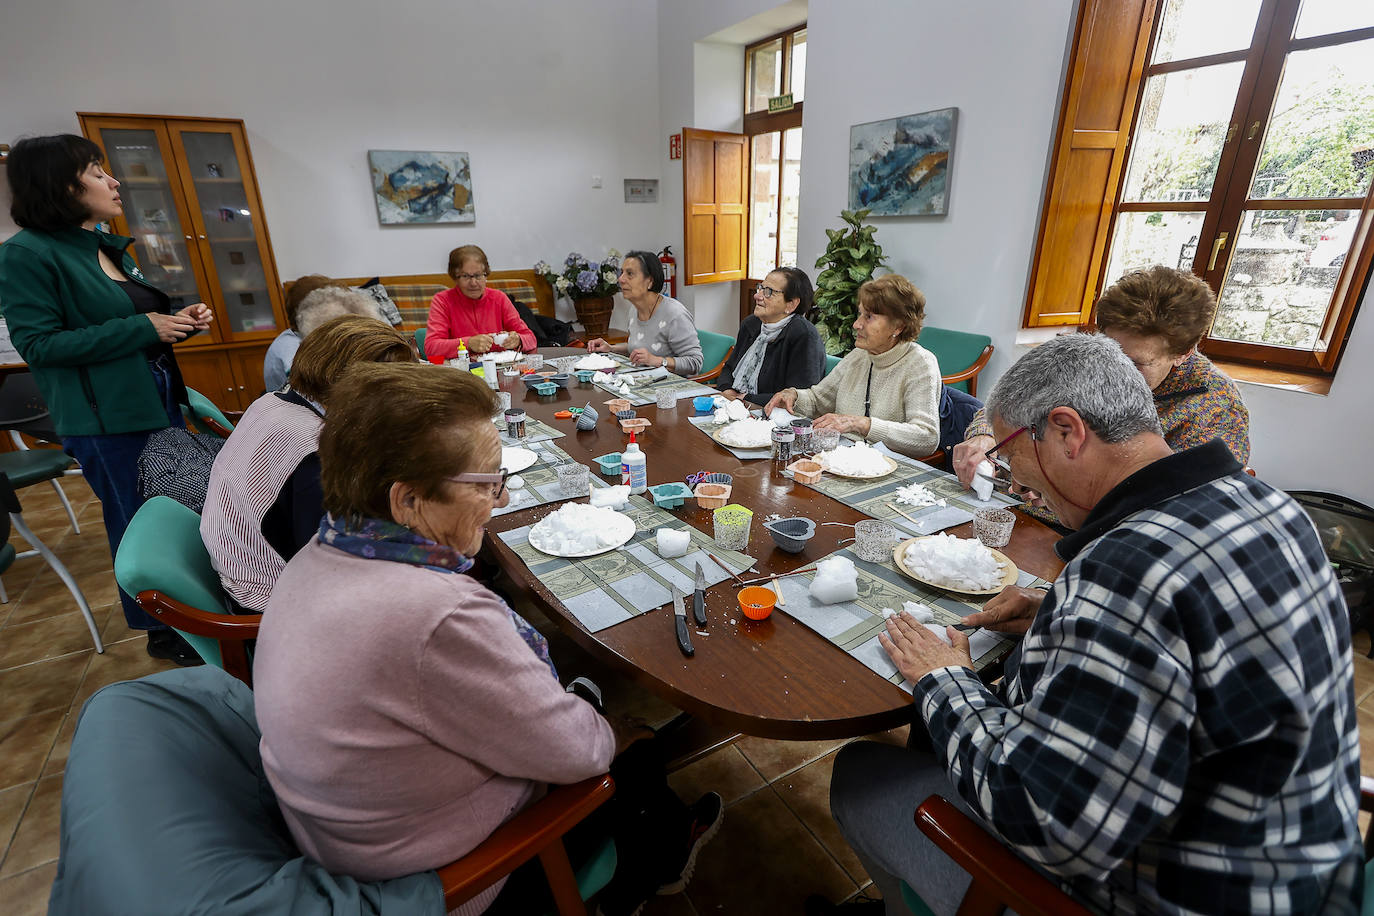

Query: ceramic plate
[[709, 425, 773, 450], [819, 452, 900, 479], [501, 447, 539, 474], [891, 537, 1019, 597], [527, 510, 636, 558]]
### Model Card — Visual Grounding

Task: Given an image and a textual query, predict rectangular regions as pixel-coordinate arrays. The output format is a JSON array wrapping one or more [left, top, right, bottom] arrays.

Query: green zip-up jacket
[[0, 226, 187, 436]]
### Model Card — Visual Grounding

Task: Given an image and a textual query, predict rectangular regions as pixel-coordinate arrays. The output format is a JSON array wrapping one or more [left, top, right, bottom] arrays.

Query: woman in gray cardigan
[[586, 251, 703, 375], [716, 266, 825, 405]]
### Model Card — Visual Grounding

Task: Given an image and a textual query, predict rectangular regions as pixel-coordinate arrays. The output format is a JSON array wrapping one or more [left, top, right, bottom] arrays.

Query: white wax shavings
[[656, 527, 691, 558], [716, 417, 775, 448], [712, 399, 750, 424], [972, 460, 996, 501], [817, 441, 891, 477], [712, 396, 728, 409], [810, 556, 859, 604], [482, 350, 522, 363], [765, 513, 784, 523], [529, 503, 632, 554], [507, 474, 525, 490], [901, 534, 1006, 591], [589, 485, 630, 509], [767, 407, 802, 426], [575, 354, 618, 370], [893, 483, 946, 508], [880, 601, 934, 623]]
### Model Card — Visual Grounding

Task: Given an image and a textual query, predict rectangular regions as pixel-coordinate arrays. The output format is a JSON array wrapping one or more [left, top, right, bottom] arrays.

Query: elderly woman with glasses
[[425, 244, 536, 359], [766, 274, 941, 458], [715, 267, 826, 405], [252, 362, 720, 916]]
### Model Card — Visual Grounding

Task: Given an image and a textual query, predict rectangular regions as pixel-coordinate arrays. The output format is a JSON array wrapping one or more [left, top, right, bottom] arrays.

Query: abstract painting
[[848, 108, 957, 216], [368, 150, 475, 224]]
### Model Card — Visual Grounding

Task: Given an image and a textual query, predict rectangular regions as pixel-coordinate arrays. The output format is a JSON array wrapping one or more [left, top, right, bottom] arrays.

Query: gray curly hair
[[296, 287, 384, 338]]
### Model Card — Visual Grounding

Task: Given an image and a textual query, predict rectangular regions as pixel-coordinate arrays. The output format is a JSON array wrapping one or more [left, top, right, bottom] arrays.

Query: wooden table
[[482, 361, 1065, 740]]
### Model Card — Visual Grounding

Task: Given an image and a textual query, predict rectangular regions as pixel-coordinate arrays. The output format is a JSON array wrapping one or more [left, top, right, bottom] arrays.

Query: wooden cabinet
[[78, 113, 286, 411]]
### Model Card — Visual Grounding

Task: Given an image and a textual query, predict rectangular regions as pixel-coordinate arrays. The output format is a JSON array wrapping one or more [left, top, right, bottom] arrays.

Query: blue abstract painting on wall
[[368, 150, 475, 224], [848, 108, 957, 216]]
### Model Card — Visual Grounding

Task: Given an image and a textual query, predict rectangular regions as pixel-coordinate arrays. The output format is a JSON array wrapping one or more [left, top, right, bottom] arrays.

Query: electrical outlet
[[591, 175, 602, 188]]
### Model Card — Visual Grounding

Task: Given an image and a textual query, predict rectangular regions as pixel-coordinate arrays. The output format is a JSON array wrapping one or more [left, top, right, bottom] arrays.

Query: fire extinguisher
[[659, 246, 677, 298]]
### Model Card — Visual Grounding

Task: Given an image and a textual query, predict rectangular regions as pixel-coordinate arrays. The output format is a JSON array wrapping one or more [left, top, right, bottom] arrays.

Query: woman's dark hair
[[770, 266, 814, 319], [7, 134, 107, 231], [624, 250, 665, 294]]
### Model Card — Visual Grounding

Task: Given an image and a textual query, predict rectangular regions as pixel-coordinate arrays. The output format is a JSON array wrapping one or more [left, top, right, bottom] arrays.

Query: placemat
[[496, 495, 756, 633], [773, 545, 1052, 691], [493, 415, 566, 447], [686, 415, 772, 460], [595, 366, 715, 407], [493, 440, 609, 518], [796, 449, 1018, 535]]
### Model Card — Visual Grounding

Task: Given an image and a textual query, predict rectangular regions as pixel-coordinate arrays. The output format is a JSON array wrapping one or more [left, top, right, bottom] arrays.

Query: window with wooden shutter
[[682, 128, 749, 286]]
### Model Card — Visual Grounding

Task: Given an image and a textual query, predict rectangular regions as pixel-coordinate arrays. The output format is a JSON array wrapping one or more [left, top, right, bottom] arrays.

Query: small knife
[[672, 586, 694, 657], [692, 562, 708, 628]]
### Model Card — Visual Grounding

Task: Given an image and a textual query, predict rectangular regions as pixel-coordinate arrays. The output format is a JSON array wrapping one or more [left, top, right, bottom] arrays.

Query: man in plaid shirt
[[818, 334, 1361, 915]]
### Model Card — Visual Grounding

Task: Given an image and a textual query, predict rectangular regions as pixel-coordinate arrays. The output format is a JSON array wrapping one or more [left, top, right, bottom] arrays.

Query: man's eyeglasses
[[756, 285, 782, 299], [448, 469, 509, 499], [456, 272, 488, 282], [982, 425, 1031, 475]]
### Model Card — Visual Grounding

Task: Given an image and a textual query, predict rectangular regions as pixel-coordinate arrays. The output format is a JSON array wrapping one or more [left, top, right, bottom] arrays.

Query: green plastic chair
[[184, 386, 236, 437], [824, 353, 842, 377], [415, 327, 428, 359], [691, 329, 735, 382], [918, 326, 994, 396], [114, 495, 256, 681]]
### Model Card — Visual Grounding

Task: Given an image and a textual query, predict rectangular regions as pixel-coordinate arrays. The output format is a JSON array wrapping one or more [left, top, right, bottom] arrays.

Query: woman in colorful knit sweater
[[955, 266, 1250, 514], [766, 274, 941, 458]]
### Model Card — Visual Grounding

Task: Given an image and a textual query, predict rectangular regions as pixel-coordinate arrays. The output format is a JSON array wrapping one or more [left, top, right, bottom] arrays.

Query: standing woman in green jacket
[[0, 135, 213, 665]]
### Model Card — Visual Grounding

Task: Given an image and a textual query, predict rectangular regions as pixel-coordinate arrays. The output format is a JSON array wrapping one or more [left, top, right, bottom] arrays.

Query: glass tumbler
[[656, 390, 676, 410], [556, 462, 590, 497], [812, 428, 841, 452], [853, 519, 896, 563]]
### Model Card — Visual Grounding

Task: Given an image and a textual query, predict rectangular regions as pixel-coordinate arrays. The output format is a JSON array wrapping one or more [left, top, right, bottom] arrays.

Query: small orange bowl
[[737, 586, 777, 620]]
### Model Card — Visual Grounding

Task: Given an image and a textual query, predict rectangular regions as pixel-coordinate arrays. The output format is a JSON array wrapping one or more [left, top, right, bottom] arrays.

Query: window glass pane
[[1295, 0, 1374, 39], [778, 127, 803, 268], [791, 29, 807, 103], [1212, 208, 1359, 349], [1104, 211, 1207, 287], [1249, 38, 1374, 200], [1121, 63, 1245, 203], [1152, 0, 1262, 64], [748, 39, 784, 113], [749, 133, 781, 278]]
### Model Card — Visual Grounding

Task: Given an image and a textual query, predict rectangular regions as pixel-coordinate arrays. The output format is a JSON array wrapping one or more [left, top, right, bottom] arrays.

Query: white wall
[[0, 0, 665, 330]]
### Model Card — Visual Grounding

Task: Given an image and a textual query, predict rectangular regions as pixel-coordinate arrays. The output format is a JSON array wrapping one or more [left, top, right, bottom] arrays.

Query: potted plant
[[534, 251, 622, 337], [812, 208, 888, 354]]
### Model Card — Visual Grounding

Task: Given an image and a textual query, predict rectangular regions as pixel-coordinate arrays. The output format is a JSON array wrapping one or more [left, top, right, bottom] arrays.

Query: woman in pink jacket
[[425, 244, 536, 359]]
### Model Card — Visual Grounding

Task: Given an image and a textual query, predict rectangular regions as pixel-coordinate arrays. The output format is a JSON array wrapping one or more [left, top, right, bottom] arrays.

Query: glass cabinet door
[[172, 127, 282, 338]]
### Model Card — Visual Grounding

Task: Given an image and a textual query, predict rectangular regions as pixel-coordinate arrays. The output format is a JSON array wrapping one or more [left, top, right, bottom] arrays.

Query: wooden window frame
[[1026, 0, 1374, 375]]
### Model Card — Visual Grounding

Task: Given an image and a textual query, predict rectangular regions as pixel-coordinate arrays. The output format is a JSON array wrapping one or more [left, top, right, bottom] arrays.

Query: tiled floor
[[1, 476, 1370, 915]]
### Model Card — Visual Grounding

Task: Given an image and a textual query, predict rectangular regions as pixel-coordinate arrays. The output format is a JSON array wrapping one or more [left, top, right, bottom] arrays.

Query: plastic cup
[[497, 391, 512, 412], [712, 504, 754, 550], [973, 508, 1016, 549], [523, 353, 544, 371], [812, 428, 841, 452], [656, 390, 676, 410], [556, 462, 590, 497], [854, 519, 896, 563], [692, 395, 715, 413]]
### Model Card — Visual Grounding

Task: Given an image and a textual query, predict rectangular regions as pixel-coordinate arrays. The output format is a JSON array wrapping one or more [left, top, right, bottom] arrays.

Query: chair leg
[[9, 512, 103, 653], [0, 576, 8, 603], [48, 478, 81, 534]]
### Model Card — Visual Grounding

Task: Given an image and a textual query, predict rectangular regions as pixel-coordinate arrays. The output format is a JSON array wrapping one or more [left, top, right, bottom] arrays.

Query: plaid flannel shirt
[[916, 441, 1362, 914]]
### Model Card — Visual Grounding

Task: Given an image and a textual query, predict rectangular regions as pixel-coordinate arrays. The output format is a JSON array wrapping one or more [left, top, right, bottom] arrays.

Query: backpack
[[514, 302, 575, 347]]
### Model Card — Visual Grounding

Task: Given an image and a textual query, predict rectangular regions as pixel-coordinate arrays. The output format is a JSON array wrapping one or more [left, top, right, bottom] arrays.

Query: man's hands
[[879, 611, 973, 683], [960, 586, 1045, 636]]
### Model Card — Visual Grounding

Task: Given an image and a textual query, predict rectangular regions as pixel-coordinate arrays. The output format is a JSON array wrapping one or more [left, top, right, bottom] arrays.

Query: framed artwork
[[368, 150, 475, 224], [848, 107, 957, 216]]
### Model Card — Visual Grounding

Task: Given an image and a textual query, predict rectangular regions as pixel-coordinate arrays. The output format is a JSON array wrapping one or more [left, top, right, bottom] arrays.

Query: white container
[[481, 356, 499, 389], [621, 434, 647, 494]]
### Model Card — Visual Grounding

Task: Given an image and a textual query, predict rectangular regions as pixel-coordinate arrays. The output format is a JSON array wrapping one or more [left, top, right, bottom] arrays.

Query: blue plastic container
[[692, 395, 715, 413], [648, 481, 693, 509]]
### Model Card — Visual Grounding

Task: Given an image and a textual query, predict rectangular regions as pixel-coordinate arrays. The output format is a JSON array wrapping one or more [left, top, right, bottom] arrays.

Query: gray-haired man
[[813, 333, 1360, 916]]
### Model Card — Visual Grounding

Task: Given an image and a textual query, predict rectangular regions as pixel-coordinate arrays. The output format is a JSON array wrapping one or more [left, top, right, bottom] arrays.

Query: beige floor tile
[[1354, 654, 1374, 707], [0, 774, 62, 878], [0, 653, 90, 721], [6, 567, 114, 628], [668, 744, 765, 807], [734, 734, 848, 781], [772, 749, 869, 885], [98, 603, 142, 646], [0, 861, 58, 916], [0, 610, 108, 670], [0, 711, 65, 792], [683, 786, 856, 914], [1358, 706, 1374, 779], [641, 891, 699, 915], [68, 637, 177, 717], [0, 783, 34, 853]]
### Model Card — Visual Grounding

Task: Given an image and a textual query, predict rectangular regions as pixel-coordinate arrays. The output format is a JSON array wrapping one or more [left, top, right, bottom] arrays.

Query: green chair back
[[185, 387, 235, 436], [919, 326, 993, 394], [697, 329, 734, 374], [114, 496, 228, 668], [415, 327, 428, 359], [824, 353, 842, 377]]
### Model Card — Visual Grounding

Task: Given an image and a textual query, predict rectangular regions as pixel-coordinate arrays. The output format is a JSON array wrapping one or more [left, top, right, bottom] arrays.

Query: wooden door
[[682, 128, 749, 286], [226, 345, 270, 406]]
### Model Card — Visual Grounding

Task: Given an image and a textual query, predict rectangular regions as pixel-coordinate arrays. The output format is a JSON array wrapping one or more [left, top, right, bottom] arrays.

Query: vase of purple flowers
[[535, 250, 621, 337]]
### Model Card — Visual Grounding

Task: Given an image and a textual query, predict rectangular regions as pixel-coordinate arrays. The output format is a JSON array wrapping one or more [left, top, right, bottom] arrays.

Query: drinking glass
[[854, 519, 895, 563]]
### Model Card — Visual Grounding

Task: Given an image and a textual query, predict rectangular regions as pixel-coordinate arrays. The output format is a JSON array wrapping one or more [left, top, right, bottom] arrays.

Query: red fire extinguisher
[[659, 246, 677, 298]]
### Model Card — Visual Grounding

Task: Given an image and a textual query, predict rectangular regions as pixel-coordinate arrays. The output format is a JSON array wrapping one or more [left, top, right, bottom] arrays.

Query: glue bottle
[[454, 339, 469, 368], [621, 432, 647, 494]]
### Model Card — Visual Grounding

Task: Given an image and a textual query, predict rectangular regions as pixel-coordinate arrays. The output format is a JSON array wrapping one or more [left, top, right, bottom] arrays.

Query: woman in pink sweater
[[253, 362, 719, 916], [425, 244, 536, 359]]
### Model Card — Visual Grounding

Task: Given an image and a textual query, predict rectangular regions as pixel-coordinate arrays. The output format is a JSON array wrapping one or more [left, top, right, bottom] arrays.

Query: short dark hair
[[624, 250, 665, 294], [769, 267, 814, 318], [7, 134, 106, 231], [1095, 266, 1217, 356]]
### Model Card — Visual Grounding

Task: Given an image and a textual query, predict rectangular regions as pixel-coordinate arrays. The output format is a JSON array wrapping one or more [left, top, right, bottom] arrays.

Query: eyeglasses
[[448, 469, 509, 499], [980, 425, 1035, 483], [456, 272, 488, 282], [756, 285, 782, 298]]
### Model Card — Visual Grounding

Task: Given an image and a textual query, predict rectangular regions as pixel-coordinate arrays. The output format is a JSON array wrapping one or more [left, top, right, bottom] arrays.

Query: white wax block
[[768, 407, 801, 426], [713, 407, 731, 424], [972, 461, 995, 501], [507, 474, 525, 490], [905, 602, 935, 624], [923, 623, 954, 645], [810, 556, 859, 604], [656, 528, 691, 558], [589, 485, 629, 509], [712, 396, 728, 409]]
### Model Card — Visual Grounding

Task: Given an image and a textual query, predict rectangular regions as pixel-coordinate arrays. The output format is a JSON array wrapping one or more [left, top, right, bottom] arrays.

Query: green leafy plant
[[812, 208, 888, 354]]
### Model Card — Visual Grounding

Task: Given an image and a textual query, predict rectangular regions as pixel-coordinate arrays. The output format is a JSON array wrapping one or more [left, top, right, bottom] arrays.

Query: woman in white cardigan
[[766, 274, 941, 458]]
